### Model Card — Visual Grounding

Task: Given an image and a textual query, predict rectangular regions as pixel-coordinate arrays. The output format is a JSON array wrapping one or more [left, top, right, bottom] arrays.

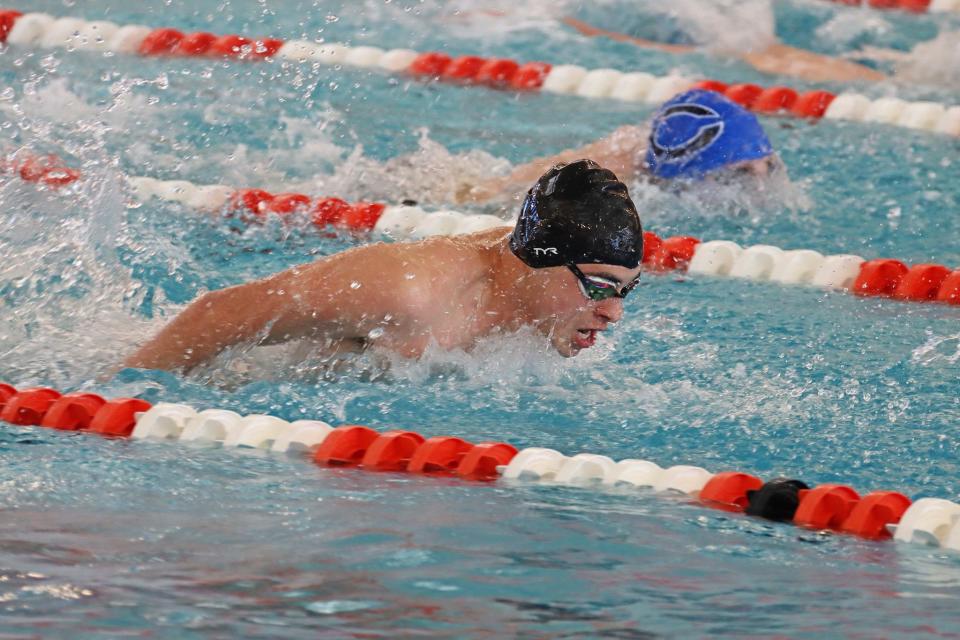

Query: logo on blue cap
[[645, 89, 774, 180]]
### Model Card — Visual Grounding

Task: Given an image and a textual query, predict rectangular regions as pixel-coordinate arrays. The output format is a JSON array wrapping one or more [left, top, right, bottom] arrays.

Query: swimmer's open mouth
[[575, 329, 598, 348]]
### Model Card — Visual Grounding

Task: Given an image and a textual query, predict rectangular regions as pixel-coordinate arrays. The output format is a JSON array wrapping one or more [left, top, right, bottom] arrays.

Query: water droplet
[[350, 281, 361, 289]]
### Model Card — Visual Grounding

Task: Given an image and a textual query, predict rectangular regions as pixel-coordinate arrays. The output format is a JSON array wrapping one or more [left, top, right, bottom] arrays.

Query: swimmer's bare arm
[[123, 244, 422, 372], [562, 17, 885, 84], [561, 17, 694, 54], [741, 43, 885, 84], [457, 126, 647, 204]]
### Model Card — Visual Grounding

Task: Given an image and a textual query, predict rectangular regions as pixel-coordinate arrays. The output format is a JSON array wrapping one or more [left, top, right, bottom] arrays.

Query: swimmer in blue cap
[[458, 89, 780, 204], [644, 89, 775, 181], [125, 160, 644, 372]]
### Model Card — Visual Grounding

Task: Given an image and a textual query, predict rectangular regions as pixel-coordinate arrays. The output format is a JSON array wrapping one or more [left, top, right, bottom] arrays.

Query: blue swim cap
[[644, 89, 774, 180]]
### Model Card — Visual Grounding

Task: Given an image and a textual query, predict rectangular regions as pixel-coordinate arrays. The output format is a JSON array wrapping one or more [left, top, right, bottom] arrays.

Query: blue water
[[1, 0, 960, 637]]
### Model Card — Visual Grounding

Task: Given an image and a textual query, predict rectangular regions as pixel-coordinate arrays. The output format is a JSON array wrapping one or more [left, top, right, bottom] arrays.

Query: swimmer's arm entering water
[[123, 244, 426, 372], [562, 17, 885, 84], [561, 17, 694, 54], [457, 126, 647, 204]]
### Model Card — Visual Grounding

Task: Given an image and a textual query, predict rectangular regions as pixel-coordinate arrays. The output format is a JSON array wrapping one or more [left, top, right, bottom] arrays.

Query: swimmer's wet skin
[[123, 159, 644, 371]]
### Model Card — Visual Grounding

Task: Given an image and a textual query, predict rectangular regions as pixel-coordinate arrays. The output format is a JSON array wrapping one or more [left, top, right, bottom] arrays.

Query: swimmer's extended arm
[[123, 244, 414, 372], [563, 17, 886, 84], [457, 125, 647, 204], [561, 17, 694, 54], [741, 43, 885, 84]]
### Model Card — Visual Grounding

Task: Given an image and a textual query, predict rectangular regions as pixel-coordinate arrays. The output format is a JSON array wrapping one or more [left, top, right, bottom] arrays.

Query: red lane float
[[852, 259, 909, 297], [822, 0, 933, 13], [311, 424, 517, 480], [173, 32, 216, 56], [0, 387, 61, 425], [645, 236, 701, 271], [699, 472, 764, 511], [361, 430, 426, 471], [0, 9, 21, 42], [752, 87, 799, 113], [794, 484, 860, 530], [893, 264, 952, 301], [0, 387, 151, 435], [313, 425, 380, 465], [724, 83, 764, 109], [2, 154, 81, 188], [90, 398, 153, 436], [40, 393, 106, 430], [696, 81, 839, 120], [408, 436, 474, 473], [138, 28, 184, 55], [0, 383, 17, 413]]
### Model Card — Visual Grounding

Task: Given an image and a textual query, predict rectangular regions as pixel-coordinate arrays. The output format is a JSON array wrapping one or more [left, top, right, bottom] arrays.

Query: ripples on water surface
[[1, 0, 959, 636]]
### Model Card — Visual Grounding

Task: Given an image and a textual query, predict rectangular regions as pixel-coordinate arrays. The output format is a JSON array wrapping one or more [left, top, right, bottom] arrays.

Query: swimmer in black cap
[[124, 160, 644, 372]]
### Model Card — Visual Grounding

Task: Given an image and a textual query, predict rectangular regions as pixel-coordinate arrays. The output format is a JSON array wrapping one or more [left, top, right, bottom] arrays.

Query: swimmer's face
[[707, 154, 783, 184], [655, 154, 784, 190], [527, 263, 642, 357]]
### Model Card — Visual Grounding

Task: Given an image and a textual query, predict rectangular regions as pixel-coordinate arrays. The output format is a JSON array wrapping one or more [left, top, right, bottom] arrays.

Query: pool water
[[1, 0, 960, 637]]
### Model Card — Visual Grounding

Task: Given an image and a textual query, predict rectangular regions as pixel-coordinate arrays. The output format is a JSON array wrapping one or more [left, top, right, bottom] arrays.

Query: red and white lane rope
[[1, 380, 959, 553], [7, 153, 960, 308], [1, 10, 958, 137], [137, 170, 960, 306], [822, 0, 960, 13]]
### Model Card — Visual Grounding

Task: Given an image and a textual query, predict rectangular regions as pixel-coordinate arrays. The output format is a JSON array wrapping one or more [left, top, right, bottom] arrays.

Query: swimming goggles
[[566, 264, 641, 301]]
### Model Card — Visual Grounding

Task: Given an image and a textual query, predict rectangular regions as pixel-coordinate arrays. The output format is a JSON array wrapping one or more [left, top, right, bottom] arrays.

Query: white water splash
[[815, 11, 892, 49], [912, 332, 960, 366], [628, 161, 812, 226], [608, 0, 777, 55], [311, 130, 512, 206], [895, 31, 960, 88]]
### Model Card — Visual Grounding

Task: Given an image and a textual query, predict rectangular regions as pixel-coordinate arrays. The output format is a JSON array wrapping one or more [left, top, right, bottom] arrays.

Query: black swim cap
[[510, 159, 643, 269]]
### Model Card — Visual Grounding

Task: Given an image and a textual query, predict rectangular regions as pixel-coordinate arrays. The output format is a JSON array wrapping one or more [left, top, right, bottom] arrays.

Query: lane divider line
[[8, 152, 959, 309], [1, 10, 958, 137], [2, 381, 959, 552], [822, 0, 960, 13]]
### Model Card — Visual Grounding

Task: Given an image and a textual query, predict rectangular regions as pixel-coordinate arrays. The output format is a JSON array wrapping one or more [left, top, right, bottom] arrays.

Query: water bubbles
[[367, 327, 385, 340], [912, 334, 960, 366], [350, 281, 361, 289]]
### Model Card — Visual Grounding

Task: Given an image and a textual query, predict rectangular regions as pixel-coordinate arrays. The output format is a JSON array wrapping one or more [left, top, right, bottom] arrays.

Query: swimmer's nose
[[595, 297, 623, 324]]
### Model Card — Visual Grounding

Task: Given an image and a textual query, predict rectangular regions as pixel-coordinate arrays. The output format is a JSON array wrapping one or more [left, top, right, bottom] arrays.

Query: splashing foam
[[0, 80, 200, 388], [591, 0, 777, 55], [0, 172, 163, 388], [629, 162, 812, 227], [894, 31, 960, 89], [314, 130, 512, 207], [912, 332, 960, 366], [353, 0, 577, 44], [814, 12, 892, 50]]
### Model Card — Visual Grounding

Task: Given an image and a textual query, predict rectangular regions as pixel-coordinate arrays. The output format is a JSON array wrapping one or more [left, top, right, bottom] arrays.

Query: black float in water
[[745, 478, 810, 522]]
